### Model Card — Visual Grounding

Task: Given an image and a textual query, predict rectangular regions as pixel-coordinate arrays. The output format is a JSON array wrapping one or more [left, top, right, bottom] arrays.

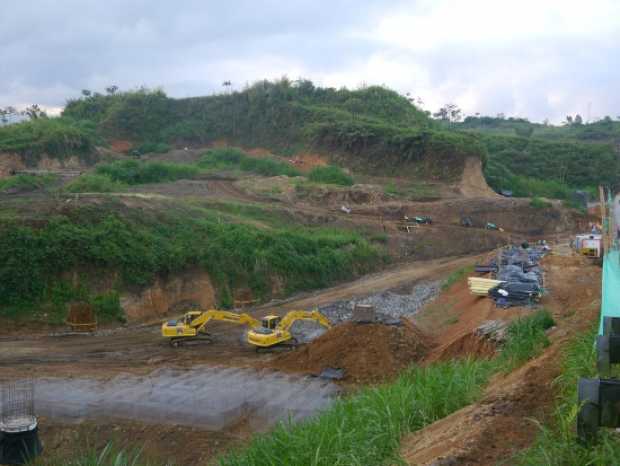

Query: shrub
[[308, 165, 354, 186], [92, 291, 125, 323], [64, 174, 127, 193], [134, 141, 171, 154], [0, 117, 97, 160], [0, 174, 56, 193], [199, 148, 301, 177], [530, 197, 552, 209], [0, 207, 382, 312], [95, 160, 199, 184]]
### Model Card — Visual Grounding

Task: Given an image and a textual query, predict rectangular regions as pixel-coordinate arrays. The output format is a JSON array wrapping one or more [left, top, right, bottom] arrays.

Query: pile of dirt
[[268, 320, 432, 384], [430, 332, 497, 362]]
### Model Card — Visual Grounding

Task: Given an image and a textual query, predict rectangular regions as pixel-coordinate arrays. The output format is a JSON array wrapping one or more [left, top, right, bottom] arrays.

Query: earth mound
[[268, 320, 432, 384]]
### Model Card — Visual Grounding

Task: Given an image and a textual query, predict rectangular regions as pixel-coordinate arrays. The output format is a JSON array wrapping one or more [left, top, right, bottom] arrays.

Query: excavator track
[[168, 334, 213, 347]]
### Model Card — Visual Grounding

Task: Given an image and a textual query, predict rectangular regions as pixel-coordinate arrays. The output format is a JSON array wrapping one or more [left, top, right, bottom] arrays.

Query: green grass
[[516, 325, 620, 465], [384, 181, 440, 201], [134, 141, 171, 154], [308, 165, 354, 186], [0, 203, 382, 316], [95, 159, 200, 184], [530, 196, 552, 209], [198, 147, 302, 177], [441, 265, 475, 291], [218, 310, 554, 466], [64, 174, 128, 193], [0, 174, 56, 193]]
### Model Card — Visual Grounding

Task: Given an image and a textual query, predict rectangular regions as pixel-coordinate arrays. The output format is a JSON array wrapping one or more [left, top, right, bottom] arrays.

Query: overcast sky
[[1, 0, 619, 123]]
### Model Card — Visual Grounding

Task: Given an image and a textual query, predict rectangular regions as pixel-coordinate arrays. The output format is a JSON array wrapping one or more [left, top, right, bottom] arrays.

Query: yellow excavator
[[247, 310, 331, 349], [162, 309, 331, 349], [161, 309, 261, 347]]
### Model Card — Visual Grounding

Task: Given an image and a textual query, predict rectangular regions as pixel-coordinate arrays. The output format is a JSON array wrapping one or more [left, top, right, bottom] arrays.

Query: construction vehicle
[[575, 234, 602, 259], [161, 310, 261, 347], [485, 222, 504, 232], [247, 310, 331, 349]]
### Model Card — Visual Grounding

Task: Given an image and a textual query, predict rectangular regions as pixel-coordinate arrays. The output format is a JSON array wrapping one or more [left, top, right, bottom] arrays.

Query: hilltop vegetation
[[1, 80, 618, 196], [0, 116, 99, 162], [58, 81, 483, 180]]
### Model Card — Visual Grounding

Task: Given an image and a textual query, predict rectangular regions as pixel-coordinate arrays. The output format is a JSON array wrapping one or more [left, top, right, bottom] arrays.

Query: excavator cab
[[262, 315, 281, 330]]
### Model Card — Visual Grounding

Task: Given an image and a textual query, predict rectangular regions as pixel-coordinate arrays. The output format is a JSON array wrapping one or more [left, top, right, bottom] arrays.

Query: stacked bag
[[489, 244, 547, 308]]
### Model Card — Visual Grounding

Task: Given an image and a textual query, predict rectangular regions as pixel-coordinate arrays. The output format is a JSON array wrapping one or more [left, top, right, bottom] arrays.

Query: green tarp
[[599, 249, 620, 335]]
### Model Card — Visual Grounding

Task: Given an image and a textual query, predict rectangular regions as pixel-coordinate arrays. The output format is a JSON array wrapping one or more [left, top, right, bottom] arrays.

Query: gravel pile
[[319, 281, 441, 325]]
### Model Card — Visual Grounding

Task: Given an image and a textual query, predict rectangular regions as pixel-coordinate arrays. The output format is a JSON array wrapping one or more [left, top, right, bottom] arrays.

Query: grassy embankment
[[0, 174, 57, 193], [0, 199, 382, 324], [217, 310, 553, 466], [451, 116, 618, 201], [516, 325, 620, 465]]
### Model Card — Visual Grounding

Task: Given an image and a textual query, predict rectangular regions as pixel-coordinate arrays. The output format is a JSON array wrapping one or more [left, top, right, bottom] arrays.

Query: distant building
[[0, 112, 26, 126]]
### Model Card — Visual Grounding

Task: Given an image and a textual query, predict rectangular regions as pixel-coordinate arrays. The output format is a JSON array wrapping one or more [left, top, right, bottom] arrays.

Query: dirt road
[[0, 254, 482, 380]]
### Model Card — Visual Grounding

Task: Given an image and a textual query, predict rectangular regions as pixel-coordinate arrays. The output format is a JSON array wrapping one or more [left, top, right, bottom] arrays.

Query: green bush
[[482, 134, 617, 193], [92, 291, 125, 323], [496, 309, 554, 371], [0, 117, 97, 160], [530, 197, 552, 209], [64, 174, 127, 193], [308, 165, 354, 186], [95, 159, 199, 184], [0, 206, 382, 312], [0, 174, 56, 193], [134, 141, 171, 154], [199, 147, 301, 177]]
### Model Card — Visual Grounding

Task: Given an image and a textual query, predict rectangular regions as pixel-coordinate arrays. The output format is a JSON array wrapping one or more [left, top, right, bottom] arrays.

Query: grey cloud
[[0, 0, 618, 122]]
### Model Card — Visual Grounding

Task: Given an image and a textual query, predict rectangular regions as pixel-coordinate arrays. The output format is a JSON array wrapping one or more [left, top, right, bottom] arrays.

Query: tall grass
[[219, 310, 554, 466], [308, 165, 354, 186], [220, 359, 495, 466], [95, 159, 200, 184], [64, 174, 128, 193], [0, 174, 56, 193], [199, 147, 301, 177], [441, 265, 475, 291], [516, 326, 620, 465]]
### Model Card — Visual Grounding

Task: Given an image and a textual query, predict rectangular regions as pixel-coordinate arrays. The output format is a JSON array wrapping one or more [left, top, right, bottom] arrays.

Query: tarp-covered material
[[599, 249, 620, 336]]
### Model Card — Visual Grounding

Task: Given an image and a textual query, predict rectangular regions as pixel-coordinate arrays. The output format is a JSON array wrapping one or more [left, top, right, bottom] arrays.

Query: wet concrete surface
[[33, 365, 338, 431]]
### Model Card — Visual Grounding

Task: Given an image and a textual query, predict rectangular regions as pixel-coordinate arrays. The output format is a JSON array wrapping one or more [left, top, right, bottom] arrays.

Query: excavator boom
[[246, 310, 331, 348], [162, 309, 261, 346]]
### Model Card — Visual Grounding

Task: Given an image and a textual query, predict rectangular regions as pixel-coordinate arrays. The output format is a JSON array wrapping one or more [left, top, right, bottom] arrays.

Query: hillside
[[448, 115, 620, 198]]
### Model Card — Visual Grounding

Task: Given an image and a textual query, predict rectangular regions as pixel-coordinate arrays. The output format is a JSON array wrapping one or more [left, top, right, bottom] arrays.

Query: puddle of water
[[32, 366, 338, 431]]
